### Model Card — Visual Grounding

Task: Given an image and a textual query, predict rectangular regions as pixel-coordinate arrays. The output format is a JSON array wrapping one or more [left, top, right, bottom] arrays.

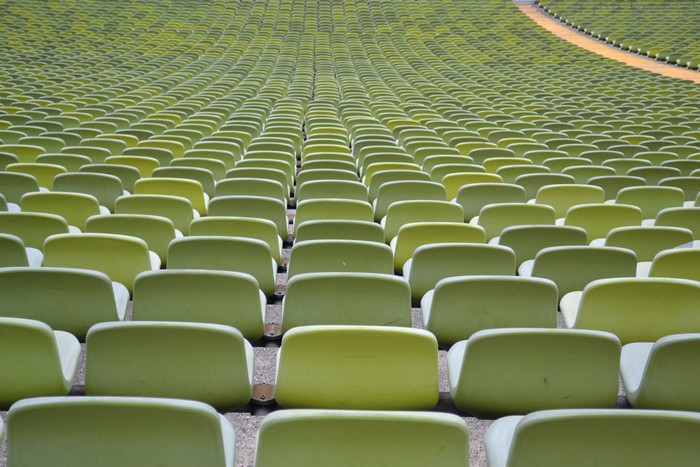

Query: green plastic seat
[[653, 207, 700, 239], [295, 180, 368, 203], [659, 176, 700, 203], [442, 172, 503, 200], [0, 171, 43, 206], [254, 409, 469, 467], [621, 334, 700, 410], [6, 162, 66, 189], [615, 186, 685, 220], [448, 328, 621, 417], [215, 178, 287, 204], [115, 194, 197, 235], [562, 203, 643, 242], [560, 277, 700, 344], [404, 243, 516, 302], [593, 226, 694, 263], [534, 184, 605, 218], [44, 233, 160, 294], [86, 321, 253, 410], [520, 245, 637, 299], [6, 396, 235, 467], [294, 199, 373, 237], [53, 172, 126, 213], [167, 236, 276, 296], [454, 183, 526, 221], [588, 175, 647, 200], [514, 173, 576, 199], [21, 192, 109, 231], [275, 325, 439, 410], [85, 214, 179, 264], [0, 317, 79, 408], [0, 233, 43, 267], [134, 177, 207, 216], [472, 202, 556, 241], [367, 169, 431, 202], [641, 248, 700, 281], [381, 200, 464, 242], [373, 180, 446, 221], [494, 225, 589, 266], [281, 272, 411, 332], [208, 195, 289, 239], [391, 222, 485, 272], [0, 267, 128, 339], [132, 269, 265, 340], [485, 409, 700, 467], [287, 239, 393, 281], [190, 216, 282, 264], [294, 220, 384, 244]]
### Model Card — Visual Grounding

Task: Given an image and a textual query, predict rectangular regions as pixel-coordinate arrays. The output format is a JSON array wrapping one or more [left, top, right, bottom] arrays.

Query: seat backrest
[[535, 184, 605, 218], [649, 248, 700, 281], [604, 226, 694, 261], [53, 172, 125, 212], [392, 222, 485, 271], [0, 267, 125, 339], [571, 278, 700, 344], [655, 207, 700, 239], [497, 225, 589, 265], [295, 180, 368, 203], [133, 269, 264, 340], [0, 172, 41, 204], [477, 203, 556, 241], [530, 246, 637, 298], [0, 212, 70, 251], [616, 186, 685, 219], [215, 178, 286, 203], [374, 180, 446, 221], [44, 233, 154, 294], [134, 177, 207, 216], [424, 276, 558, 346], [407, 243, 517, 301], [287, 240, 394, 280], [254, 410, 469, 467], [208, 195, 288, 239], [489, 409, 700, 467], [275, 325, 439, 410], [21, 192, 103, 230], [7, 396, 234, 467], [282, 272, 411, 332], [294, 199, 373, 236], [115, 194, 195, 235], [190, 216, 281, 263], [167, 236, 276, 296], [628, 334, 700, 411], [451, 329, 620, 417], [0, 233, 30, 267], [85, 214, 177, 264], [455, 183, 526, 221], [0, 317, 76, 408], [564, 203, 643, 242], [383, 200, 464, 242], [294, 220, 385, 244], [367, 169, 431, 201], [86, 321, 252, 410]]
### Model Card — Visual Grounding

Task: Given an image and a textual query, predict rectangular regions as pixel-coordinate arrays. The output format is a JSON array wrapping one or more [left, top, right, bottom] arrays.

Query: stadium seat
[[485, 409, 700, 467], [0, 233, 43, 267], [560, 277, 700, 343], [287, 239, 393, 280], [0, 317, 80, 408], [6, 396, 235, 467], [167, 236, 276, 297], [281, 272, 411, 332], [448, 328, 620, 417], [621, 333, 700, 410], [275, 325, 439, 409], [0, 267, 128, 339], [254, 409, 469, 467], [44, 233, 160, 294], [422, 276, 558, 347], [294, 220, 385, 244], [85, 321, 253, 410]]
